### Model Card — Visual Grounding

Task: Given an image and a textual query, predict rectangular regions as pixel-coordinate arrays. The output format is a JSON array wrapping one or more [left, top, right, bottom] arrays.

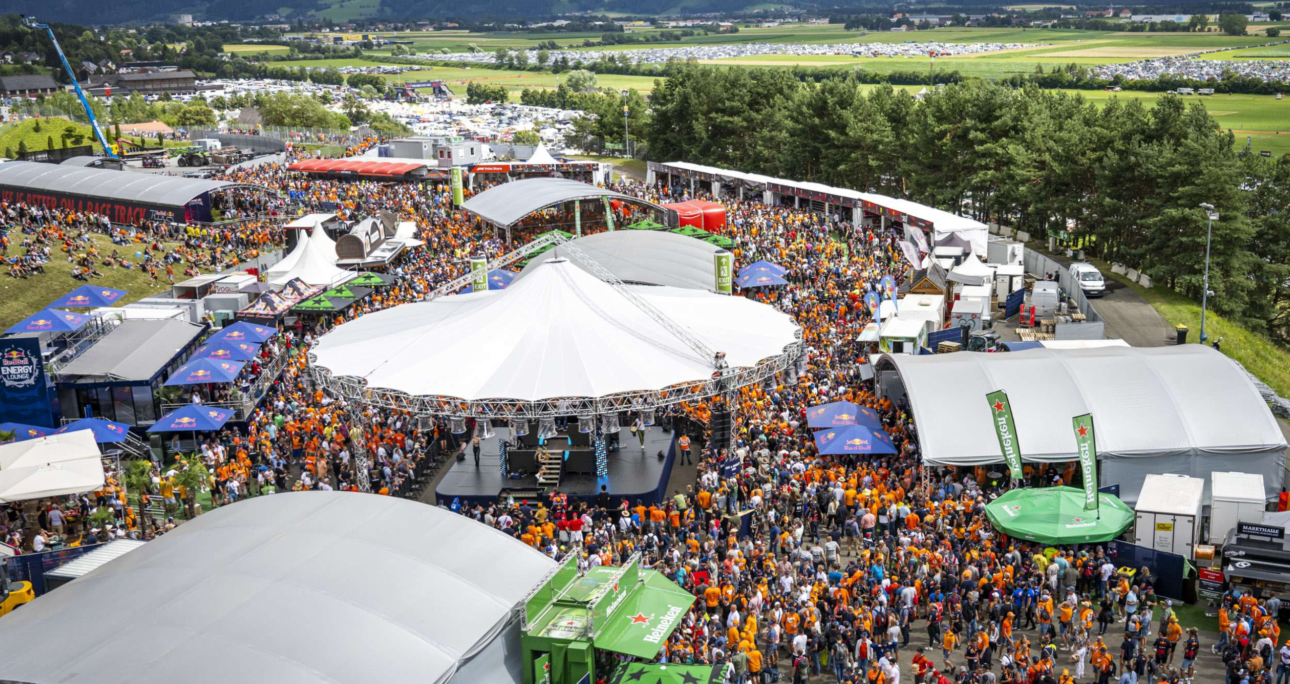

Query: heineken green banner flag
[[451, 166, 464, 206], [714, 251, 732, 294], [603, 196, 615, 232], [574, 200, 582, 236], [593, 570, 696, 659], [470, 257, 488, 293], [986, 390, 1023, 481], [1072, 413, 1099, 511], [534, 653, 551, 684]]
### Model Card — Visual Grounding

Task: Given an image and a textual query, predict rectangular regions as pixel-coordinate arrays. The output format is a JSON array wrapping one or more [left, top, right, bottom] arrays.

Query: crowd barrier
[[5, 543, 106, 596]]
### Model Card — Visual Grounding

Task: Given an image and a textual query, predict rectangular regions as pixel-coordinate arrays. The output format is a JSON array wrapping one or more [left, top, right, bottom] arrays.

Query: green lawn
[[0, 118, 98, 157], [1089, 256, 1290, 398], [224, 44, 290, 54], [0, 234, 182, 331]]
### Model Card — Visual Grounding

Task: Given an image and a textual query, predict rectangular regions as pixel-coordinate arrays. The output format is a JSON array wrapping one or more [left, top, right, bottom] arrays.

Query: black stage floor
[[435, 426, 677, 506]]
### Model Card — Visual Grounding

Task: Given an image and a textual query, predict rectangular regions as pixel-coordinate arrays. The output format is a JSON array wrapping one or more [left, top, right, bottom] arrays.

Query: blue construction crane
[[21, 15, 118, 159]]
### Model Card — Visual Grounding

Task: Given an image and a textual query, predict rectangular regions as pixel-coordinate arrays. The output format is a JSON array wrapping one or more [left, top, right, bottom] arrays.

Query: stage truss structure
[[309, 231, 804, 420]]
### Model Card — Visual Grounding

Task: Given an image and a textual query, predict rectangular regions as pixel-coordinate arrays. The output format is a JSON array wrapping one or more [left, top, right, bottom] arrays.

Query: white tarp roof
[[312, 258, 799, 403], [948, 253, 994, 285], [516, 231, 723, 291], [0, 492, 555, 684], [878, 345, 1287, 504], [0, 430, 105, 503], [265, 223, 351, 288], [1135, 474, 1204, 517], [523, 145, 558, 165]]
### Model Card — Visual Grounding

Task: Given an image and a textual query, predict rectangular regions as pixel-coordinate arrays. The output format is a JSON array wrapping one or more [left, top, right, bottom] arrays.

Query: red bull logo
[[224, 331, 245, 340], [833, 412, 854, 424], [845, 438, 870, 449], [207, 410, 224, 419], [188, 369, 211, 379], [210, 350, 231, 359], [219, 363, 234, 371], [29, 319, 52, 329], [107, 424, 123, 433], [173, 417, 197, 427], [68, 295, 90, 305], [1, 346, 40, 389]]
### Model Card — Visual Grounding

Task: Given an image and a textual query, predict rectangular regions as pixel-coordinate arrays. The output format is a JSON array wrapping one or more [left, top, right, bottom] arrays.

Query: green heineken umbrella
[[608, 663, 731, 684], [985, 486, 1133, 545], [701, 234, 734, 249], [671, 226, 709, 239], [625, 219, 669, 231], [293, 295, 354, 313], [348, 272, 395, 288]]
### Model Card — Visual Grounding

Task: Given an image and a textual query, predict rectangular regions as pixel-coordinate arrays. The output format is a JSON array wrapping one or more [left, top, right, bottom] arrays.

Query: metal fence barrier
[[5, 543, 106, 596], [1107, 540, 1186, 602]]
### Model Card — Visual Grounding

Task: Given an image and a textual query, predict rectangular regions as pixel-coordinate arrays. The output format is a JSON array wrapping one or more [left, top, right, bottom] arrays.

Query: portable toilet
[[1133, 474, 1204, 559], [1210, 471, 1267, 545]]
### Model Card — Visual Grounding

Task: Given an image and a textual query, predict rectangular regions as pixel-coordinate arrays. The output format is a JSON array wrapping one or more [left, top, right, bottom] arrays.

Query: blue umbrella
[[805, 402, 884, 430], [56, 418, 131, 444], [739, 260, 786, 277], [163, 357, 246, 386], [0, 422, 54, 442], [208, 321, 276, 345], [147, 404, 234, 433], [49, 285, 128, 308], [5, 308, 90, 335], [191, 340, 261, 362], [814, 425, 897, 456], [472, 269, 517, 292], [735, 270, 788, 288]]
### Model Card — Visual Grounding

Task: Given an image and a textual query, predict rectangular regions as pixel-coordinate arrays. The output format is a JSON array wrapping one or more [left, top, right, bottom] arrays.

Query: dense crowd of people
[[2, 158, 1272, 684]]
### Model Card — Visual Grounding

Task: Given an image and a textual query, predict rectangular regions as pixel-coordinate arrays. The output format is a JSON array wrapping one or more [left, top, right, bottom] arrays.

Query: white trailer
[[1133, 474, 1204, 559], [1210, 471, 1267, 545]]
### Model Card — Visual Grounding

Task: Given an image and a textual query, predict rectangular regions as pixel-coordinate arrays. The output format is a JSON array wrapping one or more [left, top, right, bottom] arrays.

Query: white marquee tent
[[516, 231, 723, 291], [875, 345, 1288, 504], [0, 430, 104, 503], [948, 253, 995, 286], [264, 221, 352, 288], [311, 258, 800, 411]]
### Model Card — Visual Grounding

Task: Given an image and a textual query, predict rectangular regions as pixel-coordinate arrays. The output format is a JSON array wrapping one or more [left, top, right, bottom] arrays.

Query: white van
[[1068, 262, 1106, 298]]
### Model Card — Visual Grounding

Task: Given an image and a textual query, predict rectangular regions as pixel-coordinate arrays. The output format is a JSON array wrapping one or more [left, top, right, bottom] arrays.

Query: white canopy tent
[[516, 231, 723, 291], [948, 253, 995, 286], [311, 258, 800, 416], [265, 222, 353, 288], [523, 145, 558, 165], [876, 345, 1288, 504], [0, 430, 105, 503]]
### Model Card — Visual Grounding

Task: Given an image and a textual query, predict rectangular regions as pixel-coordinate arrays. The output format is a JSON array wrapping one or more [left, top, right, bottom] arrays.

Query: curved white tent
[[265, 223, 352, 287], [311, 258, 800, 414], [0, 492, 554, 684], [876, 345, 1288, 504], [516, 231, 723, 291]]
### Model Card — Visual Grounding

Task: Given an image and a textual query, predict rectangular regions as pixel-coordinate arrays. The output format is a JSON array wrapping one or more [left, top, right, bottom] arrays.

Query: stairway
[[536, 448, 563, 489]]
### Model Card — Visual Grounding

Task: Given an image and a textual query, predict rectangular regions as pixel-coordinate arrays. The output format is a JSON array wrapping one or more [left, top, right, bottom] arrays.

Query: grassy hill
[[0, 117, 100, 158]]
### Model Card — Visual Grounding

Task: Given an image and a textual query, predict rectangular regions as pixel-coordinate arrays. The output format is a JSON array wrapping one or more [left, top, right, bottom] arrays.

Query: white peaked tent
[[523, 145, 558, 165], [311, 258, 800, 404], [265, 223, 353, 287], [0, 430, 105, 503], [948, 253, 995, 286]]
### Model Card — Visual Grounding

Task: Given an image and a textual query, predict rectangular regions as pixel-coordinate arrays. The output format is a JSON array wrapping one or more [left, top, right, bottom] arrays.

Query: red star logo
[[630, 613, 651, 625], [1077, 424, 1089, 438], [992, 400, 1006, 413]]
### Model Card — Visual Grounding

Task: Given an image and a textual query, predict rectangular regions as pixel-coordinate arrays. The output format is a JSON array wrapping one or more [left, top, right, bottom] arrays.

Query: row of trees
[[644, 66, 1290, 344]]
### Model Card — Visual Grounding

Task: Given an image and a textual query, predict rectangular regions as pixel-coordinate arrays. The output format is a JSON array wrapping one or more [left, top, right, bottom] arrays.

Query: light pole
[[1199, 203, 1218, 343], [621, 89, 630, 158]]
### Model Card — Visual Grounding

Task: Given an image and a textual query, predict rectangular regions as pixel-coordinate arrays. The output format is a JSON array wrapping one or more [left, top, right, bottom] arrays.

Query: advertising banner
[[574, 200, 581, 236], [713, 252, 732, 294], [879, 274, 897, 300], [0, 187, 180, 225], [1072, 413, 1099, 510], [986, 390, 1023, 480], [534, 653, 550, 684], [1198, 568, 1225, 601], [0, 337, 55, 427], [470, 257, 488, 293], [450, 167, 464, 206]]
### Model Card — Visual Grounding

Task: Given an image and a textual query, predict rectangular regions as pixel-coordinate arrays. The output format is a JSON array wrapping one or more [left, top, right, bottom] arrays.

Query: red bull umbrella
[[805, 401, 884, 430], [735, 269, 788, 288], [146, 404, 235, 433], [813, 425, 897, 455], [163, 357, 247, 386], [738, 259, 786, 277], [0, 422, 54, 442], [56, 418, 131, 444], [208, 321, 277, 344], [5, 308, 90, 335], [191, 340, 261, 362], [48, 285, 127, 308]]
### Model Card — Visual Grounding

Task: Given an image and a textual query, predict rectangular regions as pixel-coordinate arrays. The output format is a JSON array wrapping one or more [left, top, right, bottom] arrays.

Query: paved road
[[1086, 279, 1175, 348]]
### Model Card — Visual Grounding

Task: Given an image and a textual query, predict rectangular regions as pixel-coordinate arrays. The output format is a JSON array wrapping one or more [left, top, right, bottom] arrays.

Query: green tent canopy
[[701, 234, 734, 249], [671, 226, 709, 239], [293, 295, 354, 313], [347, 272, 395, 288], [321, 285, 372, 301], [625, 220, 669, 231], [592, 570, 696, 659], [984, 486, 1133, 545], [608, 663, 731, 684]]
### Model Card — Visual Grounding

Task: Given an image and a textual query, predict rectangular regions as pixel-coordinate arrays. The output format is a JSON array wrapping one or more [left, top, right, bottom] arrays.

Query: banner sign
[[713, 251, 732, 294], [450, 167, 464, 206], [603, 196, 615, 232], [534, 653, 550, 684], [0, 337, 55, 428], [574, 200, 581, 236], [470, 257, 488, 293], [898, 240, 920, 268], [1198, 568, 1225, 601], [986, 390, 1024, 480], [863, 291, 880, 316], [879, 275, 897, 300], [0, 188, 180, 225], [1238, 522, 1285, 539], [1072, 413, 1099, 510]]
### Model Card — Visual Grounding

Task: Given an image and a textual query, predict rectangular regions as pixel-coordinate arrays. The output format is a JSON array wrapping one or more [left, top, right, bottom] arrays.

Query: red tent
[[687, 200, 727, 233], [663, 201, 704, 230]]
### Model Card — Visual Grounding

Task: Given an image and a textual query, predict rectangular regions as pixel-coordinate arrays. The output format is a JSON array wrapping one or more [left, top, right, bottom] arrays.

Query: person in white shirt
[[32, 530, 47, 552]]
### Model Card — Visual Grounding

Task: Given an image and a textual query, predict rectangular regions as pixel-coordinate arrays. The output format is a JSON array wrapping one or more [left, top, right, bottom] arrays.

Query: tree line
[[644, 66, 1290, 346]]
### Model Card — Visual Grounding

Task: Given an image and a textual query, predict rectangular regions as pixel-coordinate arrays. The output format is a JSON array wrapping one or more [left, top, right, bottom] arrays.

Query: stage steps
[[536, 448, 562, 488]]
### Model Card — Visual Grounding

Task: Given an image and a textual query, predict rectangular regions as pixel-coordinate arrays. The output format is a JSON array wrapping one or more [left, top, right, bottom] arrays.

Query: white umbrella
[[0, 430, 105, 502]]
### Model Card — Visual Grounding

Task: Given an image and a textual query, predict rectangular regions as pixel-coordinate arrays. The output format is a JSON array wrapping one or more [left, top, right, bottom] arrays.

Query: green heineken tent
[[984, 486, 1133, 545], [608, 663, 731, 684], [625, 220, 669, 231], [671, 226, 709, 239], [701, 234, 734, 249], [348, 272, 395, 288]]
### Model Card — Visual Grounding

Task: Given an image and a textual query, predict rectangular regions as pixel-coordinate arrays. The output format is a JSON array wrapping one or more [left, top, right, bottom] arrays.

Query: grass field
[[224, 44, 290, 54], [273, 58, 663, 96], [0, 235, 181, 331]]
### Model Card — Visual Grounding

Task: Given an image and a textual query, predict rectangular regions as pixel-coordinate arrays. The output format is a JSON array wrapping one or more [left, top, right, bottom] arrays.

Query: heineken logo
[[1077, 424, 1089, 438], [992, 399, 1006, 413], [630, 613, 651, 626], [643, 605, 684, 643]]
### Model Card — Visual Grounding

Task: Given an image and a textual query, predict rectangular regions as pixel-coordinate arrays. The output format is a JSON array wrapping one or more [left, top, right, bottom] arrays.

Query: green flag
[[986, 390, 1023, 481], [1072, 413, 1098, 511], [451, 166, 464, 206], [534, 653, 550, 684], [603, 196, 615, 232]]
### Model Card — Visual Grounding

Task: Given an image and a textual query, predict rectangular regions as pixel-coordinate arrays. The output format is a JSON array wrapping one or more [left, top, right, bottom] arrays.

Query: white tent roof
[[877, 345, 1288, 503], [523, 145, 558, 165], [0, 430, 105, 503], [0, 492, 555, 684], [948, 253, 994, 285], [265, 223, 352, 288], [311, 258, 799, 404], [284, 213, 337, 230], [515, 231, 723, 291]]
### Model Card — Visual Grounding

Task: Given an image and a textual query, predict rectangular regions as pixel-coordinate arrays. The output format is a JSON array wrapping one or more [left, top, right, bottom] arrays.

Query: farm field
[[224, 44, 291, 54], [272, 58, 664, 94]]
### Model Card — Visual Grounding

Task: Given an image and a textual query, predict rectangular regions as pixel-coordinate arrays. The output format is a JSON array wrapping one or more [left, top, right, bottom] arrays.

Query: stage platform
[[435, 426, 676, 507]]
